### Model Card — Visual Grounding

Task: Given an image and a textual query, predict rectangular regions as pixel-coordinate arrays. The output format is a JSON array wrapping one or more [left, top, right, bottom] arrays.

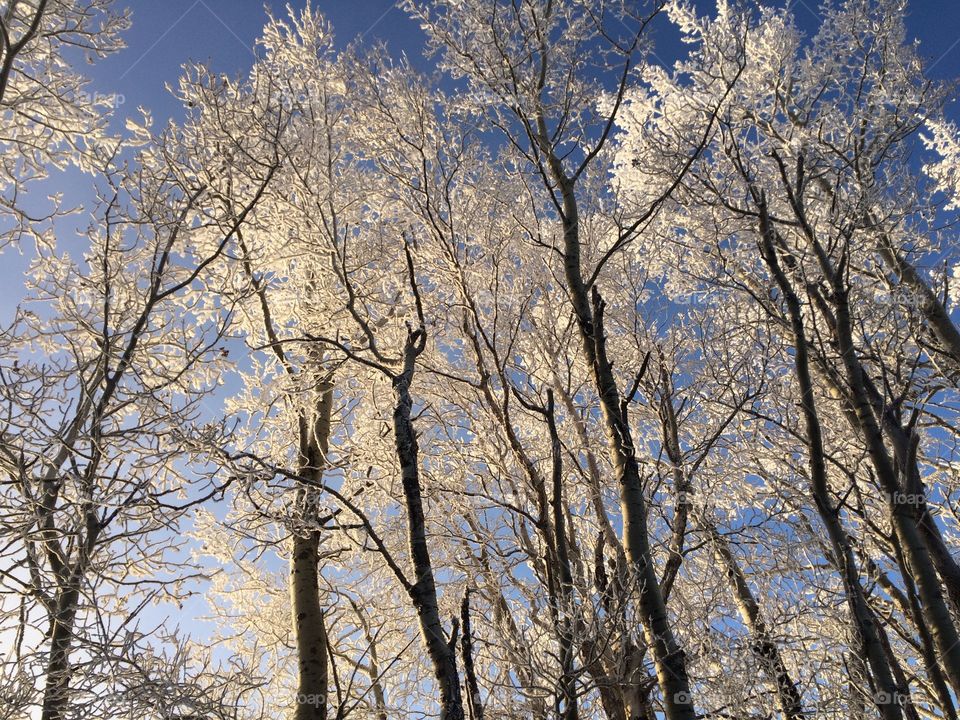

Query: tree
[[9, 1, 960, 718], [0, 0, 128, 249], [401, 2, 743, 715], [0, 89, 281, 718], [614, 0, 960, 715]]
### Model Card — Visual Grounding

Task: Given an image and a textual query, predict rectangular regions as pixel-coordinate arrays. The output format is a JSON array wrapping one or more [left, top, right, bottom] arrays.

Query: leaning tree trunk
[[881, 411, 960, 616], [553, 167, 693, 720], [806, 181, 960, 377], [467, 517, 548, 720], [393, 332, 464, 720], [871, 217, 960, 373], [292, 384, 334, 720], [652, 332, 805, 719], [757, 198, 904, 720], [703, 521, 805, 720], [830, 279, 960, 697], [782, 158, 960, 697], [0, 0, 50, 104], [849, 364, 960, 615]]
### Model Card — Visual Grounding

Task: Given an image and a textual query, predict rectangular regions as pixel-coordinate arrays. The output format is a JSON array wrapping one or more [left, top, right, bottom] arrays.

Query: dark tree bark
[[292, 384, 334, 720], [394, 327, 464, 720], [757, 195, 905, 720], [461, 589, 484, 720]]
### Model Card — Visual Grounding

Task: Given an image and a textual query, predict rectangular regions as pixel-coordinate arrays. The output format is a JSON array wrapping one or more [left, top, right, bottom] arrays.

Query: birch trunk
[[292, 384, 334, 720], [757, 199, 904, 719], [393, 335, 464, 720], [553, 170, 693, 720]]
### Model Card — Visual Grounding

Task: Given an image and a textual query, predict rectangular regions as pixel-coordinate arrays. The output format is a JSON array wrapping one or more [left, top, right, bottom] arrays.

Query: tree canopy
[[4, 1, 960, 719]]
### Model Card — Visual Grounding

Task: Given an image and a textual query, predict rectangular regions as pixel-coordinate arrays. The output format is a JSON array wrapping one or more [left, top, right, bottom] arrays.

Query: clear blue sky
[[91, 1, 430, 123], [91, 0, 960, 128]]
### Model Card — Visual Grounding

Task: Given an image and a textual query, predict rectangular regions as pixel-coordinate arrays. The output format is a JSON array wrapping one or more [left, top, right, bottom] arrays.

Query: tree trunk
[[469, 524, 548, 720], [292, 531, 329, 720], [704, 521, 805, 720], [461, 589, 484, 720], [780, 159, 960, 697], [551, 169, 693, 720], [757, 198, 904, 719], [656, 366, 690, 604], [41, 585, 80, 720], [854, 366, 960, 615], [393, 337, 464, 720], [829, 269, 960, 697], [873, 225, 960, 373], [39, 499, 101, 720], [890, 533, 959, 720], [292, 383, 334, 720], [545, 391, 579, 720]]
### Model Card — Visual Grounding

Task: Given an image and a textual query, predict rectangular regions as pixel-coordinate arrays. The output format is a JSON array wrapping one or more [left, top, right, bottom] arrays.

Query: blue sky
[[90, 1, 429, 123], [91, 0, 960, 128]]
